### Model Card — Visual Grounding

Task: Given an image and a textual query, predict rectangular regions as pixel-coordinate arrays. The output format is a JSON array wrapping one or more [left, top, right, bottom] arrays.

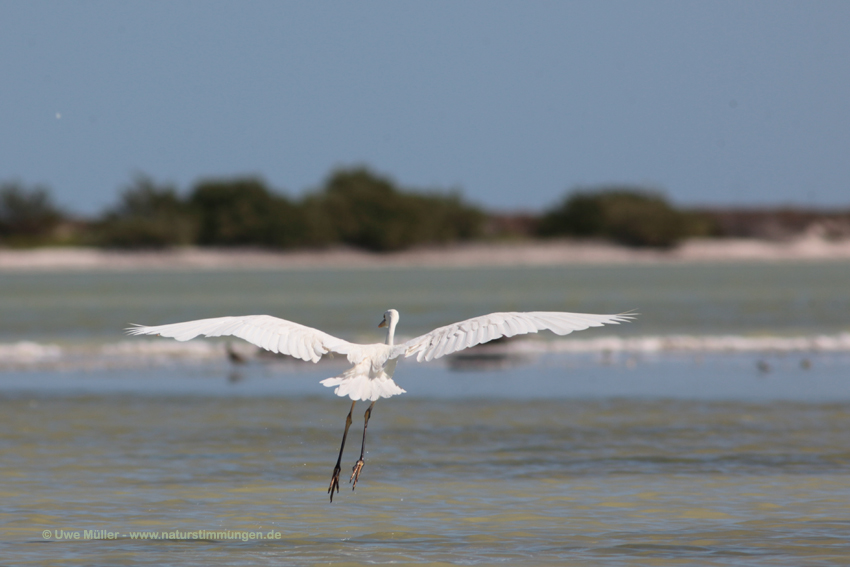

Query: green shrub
[[96, 176, 196, 248], [538, 187, 696, 248], [309, 167, 485, 252], [189, 178, 308, 248], [0, 182, 65, 246]]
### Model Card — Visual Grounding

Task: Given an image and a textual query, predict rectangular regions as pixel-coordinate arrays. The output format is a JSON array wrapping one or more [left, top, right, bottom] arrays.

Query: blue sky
[[1, 1, 848, 215]]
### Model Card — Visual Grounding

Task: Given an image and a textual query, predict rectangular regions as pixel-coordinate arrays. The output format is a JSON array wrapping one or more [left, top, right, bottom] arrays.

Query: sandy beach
[[2, 235, 850, 271]]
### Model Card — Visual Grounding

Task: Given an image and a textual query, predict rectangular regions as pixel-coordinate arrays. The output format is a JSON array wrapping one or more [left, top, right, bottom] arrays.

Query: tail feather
[[320, 372, 406, 401]]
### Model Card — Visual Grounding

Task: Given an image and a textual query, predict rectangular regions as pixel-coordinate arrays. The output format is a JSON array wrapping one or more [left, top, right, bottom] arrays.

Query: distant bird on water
[[128, 309, 633, 501], [225, 341, 248, 365]]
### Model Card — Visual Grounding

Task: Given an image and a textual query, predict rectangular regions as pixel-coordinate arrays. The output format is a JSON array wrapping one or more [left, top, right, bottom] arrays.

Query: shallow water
[[2, 262, 850, 564], [2, 262, 850, 343], [2, 385, 850, 565]]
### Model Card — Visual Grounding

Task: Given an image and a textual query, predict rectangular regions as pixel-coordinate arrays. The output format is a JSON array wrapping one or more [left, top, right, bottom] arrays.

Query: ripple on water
[[3, 394, 850, 565]]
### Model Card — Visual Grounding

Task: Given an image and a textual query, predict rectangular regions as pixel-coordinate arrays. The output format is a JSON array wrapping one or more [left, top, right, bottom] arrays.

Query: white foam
[[523, 333, 850, 354], [0, 341, 63, 364], [0, 339, 229, 371], [1, 333, 849, 372]]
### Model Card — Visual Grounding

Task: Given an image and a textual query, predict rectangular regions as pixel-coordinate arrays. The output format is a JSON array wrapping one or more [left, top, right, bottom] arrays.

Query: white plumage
[[128, 309, 633, 401], [129, 308, 633, 501]]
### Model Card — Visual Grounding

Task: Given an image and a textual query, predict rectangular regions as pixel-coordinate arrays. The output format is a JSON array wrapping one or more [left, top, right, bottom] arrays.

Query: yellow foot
[[350, 459, 365, 489], [328, 465, 341, 502]]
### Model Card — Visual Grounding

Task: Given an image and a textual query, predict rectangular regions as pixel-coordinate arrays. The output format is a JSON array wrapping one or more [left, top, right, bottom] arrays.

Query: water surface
[[2, 391, 849, 565], [2, 262, 849, 565]]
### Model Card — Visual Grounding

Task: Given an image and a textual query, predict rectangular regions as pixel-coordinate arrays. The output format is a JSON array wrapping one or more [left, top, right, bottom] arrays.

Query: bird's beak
[[378, 318, 387, 328]]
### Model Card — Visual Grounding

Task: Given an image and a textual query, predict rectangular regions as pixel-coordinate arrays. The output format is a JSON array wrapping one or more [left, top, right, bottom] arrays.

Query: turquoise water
[[2, 262, 850, 342], [1, 262, 849, 565]]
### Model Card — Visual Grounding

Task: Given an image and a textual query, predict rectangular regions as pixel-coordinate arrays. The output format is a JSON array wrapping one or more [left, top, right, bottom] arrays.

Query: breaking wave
[[540, 333, 850, 354], [1, 332, 849, 372]]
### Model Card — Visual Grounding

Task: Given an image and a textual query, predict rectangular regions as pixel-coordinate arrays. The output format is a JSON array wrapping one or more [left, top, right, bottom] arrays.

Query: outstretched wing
[[397, 311, 633, 362], [127, 315, 355, 363]]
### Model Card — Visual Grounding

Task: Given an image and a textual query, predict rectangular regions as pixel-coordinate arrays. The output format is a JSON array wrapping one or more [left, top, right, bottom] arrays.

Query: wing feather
[[398, 311, 633, 362], [472, 323, 485, 345], [215, 319, 244, 337], [533, 313, 572, 334], [295, 334, 310, 361], [434, 332, 452, 360], [127, 315, 354, 363], [275, 334, 288, 355], [448, 331, 463, 354], [464, 327, 478, 349], [257, 328, 274, 351]]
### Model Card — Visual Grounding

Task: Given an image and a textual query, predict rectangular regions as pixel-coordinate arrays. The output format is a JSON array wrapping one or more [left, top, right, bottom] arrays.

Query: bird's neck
[[385, 319, 397, 346]]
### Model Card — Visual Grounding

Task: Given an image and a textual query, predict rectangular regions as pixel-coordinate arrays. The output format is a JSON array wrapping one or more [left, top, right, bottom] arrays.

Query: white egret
[[128, 309, 632, 501]]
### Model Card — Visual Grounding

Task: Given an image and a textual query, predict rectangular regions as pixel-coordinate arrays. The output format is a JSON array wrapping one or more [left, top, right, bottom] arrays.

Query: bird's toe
[[350, 459, 365, 489], [328, 465, 342, 502]]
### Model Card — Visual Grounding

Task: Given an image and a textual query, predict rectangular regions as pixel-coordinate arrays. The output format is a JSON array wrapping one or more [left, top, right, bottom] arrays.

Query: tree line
[[1, 168, 484, 252], [1, 167, 846, 251]]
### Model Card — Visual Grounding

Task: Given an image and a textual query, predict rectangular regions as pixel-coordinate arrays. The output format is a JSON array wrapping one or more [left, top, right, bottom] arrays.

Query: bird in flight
[[128, 309, 632, 501]]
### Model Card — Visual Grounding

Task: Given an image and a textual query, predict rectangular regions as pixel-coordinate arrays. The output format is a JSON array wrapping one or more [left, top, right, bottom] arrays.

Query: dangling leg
[[350, 401, 375, 490], [328, 400, 355, 502]]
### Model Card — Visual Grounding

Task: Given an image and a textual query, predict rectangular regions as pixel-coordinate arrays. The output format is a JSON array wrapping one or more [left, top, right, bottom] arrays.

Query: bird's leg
[[350, 401, 375, 489], [328, 400, 355, 502]]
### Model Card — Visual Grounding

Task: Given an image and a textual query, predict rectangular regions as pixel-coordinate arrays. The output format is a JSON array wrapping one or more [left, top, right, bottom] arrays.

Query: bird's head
[[378, 309, 399, 328]]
